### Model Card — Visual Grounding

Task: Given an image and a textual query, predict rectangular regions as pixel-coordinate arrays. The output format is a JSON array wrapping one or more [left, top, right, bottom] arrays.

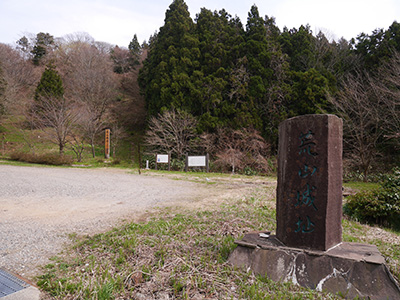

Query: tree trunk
[[59, 143, 64, 155], [91, 139, 96, 158]]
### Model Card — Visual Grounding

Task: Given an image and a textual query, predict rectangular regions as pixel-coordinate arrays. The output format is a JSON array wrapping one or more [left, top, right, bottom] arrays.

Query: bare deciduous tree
[[76, 104, 107, 158], [67, 110, 88, 162], [110, 123, 127, 158], [68, 132, 85, 162], [52, 36, 118, 157], [329, 72, 386, 180], [145, 109, 198, 158], [203, 127, 270, 174], [0, 43, 39, 116], [111, 46, 134, 74], [113, 68, 147, 130], [31, 96, 78, 155], [375, 51, 400, 142]]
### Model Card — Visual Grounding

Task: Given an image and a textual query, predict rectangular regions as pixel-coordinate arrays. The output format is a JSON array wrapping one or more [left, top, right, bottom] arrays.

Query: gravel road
[[0, 165, 219, 278]]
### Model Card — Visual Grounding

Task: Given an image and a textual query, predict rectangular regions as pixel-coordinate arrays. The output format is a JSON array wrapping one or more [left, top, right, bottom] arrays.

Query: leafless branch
[[204, 127, 270, 174], [31, 96, 78, 155], [145, 109, 198, 159], [328, 71, 385, 179]]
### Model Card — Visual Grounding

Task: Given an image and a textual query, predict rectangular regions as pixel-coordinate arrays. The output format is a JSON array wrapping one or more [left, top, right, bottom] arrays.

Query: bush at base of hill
[[10, 151, 73, 166], [344, 167, 400, 230]]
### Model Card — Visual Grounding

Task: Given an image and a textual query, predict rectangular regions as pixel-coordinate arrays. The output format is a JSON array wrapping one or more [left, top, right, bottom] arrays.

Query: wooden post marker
[[276, 114, 343, 251], [105, 128, 110, 159]]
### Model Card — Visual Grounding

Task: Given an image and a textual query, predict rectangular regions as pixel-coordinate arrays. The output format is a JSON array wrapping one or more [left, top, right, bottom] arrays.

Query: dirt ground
[[0, 165, 273, 278]]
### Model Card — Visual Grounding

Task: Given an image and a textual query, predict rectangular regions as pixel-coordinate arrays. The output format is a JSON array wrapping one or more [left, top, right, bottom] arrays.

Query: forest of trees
[[0, 0, 399, 177]]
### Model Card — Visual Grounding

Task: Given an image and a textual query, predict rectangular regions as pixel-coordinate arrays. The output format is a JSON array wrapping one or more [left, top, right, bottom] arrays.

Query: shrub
[[170, 158, 185, 171], [112, 159, 121, 165], [344, 167, 400, 230], [10, 151, 73, 166], [207, 128, 271, 175]]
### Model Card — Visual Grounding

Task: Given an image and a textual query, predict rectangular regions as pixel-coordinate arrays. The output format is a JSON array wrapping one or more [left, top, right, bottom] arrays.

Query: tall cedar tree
[[139, 0, 200, 116], [279, 25, 332, 116], [258, 16, 291, 151], [240, 4, 272, 129], [128, 34, 141, 64], [194, 8, 245, 130]]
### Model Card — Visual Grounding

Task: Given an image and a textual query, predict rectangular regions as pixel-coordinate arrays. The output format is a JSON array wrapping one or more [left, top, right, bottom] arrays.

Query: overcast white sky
[[0, 0, 399, 47]]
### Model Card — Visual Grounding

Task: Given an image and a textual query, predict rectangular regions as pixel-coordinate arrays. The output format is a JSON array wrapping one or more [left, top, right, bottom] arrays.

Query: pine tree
[[289, 68, 330, 115], [259, 15, 291, 152]]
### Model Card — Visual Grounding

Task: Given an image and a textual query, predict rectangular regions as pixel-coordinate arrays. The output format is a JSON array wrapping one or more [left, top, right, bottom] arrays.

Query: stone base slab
[[228, 232, 400, 299]]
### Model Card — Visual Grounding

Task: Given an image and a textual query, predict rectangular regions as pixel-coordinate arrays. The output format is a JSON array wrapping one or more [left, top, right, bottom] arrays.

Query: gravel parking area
[[0, 165, 221, 278]]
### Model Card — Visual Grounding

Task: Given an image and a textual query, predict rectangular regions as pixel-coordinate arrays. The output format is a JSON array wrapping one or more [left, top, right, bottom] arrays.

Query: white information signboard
[[156, 154, 169, 163], [188, 156, 206, 167]]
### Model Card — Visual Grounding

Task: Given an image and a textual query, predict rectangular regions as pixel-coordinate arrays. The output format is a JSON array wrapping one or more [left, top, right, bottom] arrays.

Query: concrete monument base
[[228, 232, 400, 299]]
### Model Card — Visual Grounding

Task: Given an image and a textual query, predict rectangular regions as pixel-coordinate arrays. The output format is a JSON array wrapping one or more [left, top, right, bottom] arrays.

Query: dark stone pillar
[[276, 114, 343, 251]]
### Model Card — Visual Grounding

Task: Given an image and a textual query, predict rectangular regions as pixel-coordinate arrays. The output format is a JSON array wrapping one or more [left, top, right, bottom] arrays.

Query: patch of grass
[[139, 169, 276, 187], [0, 117, 140, 166], [343, 181, 380, 192]]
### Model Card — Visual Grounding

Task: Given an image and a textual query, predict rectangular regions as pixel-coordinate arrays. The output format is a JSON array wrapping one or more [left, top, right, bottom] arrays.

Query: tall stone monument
[[276, 114, 342, 250], [228, 114, 400, 299]]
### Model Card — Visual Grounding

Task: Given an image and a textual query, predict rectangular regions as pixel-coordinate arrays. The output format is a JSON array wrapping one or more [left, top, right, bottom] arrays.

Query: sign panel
[[188, 156, 206, 167], [156, 154, 169, 163]]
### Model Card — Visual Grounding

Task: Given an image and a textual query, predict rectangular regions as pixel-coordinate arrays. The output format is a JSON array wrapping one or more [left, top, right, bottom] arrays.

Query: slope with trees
[[0, 0, 399, 177]]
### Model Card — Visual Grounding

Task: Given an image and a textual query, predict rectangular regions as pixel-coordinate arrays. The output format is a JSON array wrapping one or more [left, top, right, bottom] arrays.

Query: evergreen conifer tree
[[139, 0, 200, 116], [128, 34, 141, 65], [31, 32, 55, 66], [231, 4, 272, 129], [34, 64, 64, 102], [194, 8, 244, 130]]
